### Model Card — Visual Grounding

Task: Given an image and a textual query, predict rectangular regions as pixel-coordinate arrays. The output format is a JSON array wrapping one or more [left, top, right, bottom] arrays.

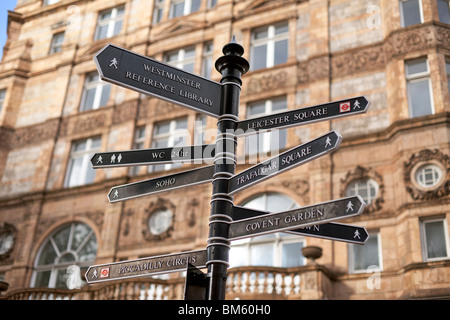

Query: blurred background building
[[0, 0, 449, 300]]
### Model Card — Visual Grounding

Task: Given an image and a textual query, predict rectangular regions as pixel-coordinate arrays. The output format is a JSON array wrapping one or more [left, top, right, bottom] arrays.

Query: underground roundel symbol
[[339, 101, 351, 113], [100, 267, 110, 278]]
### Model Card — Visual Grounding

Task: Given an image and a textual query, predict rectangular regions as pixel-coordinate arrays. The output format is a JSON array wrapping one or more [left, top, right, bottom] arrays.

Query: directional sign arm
[[108, 165, 215, 202], [91, 144, 215, 168], [236, 96, 370, 136], [231, 204, 369, 244], [228, 196, 366, 240], [94, 44, 223, 118], [85, 250, 207, 284], [228, 130, 342, 195], [288, 222, 369, 245]]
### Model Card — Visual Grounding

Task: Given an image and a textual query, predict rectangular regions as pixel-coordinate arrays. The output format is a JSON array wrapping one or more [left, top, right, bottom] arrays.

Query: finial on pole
[[215, 37, 249, 75]]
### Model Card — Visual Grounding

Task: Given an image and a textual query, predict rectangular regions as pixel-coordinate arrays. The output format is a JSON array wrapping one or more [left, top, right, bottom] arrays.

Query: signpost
[[107, 165, 215, 202], [95, 44, 223, 118], [232, 205, 369, 244], [228, 130, 341, 195], [91, 144, 215, 168], [87, 40, 371, 300], [85, 250, 207, 284], [228, 196, 366, 240]]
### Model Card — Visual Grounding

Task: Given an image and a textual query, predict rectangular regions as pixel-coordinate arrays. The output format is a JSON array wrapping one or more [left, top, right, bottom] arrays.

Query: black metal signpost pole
[[206, 39, 249, 300]]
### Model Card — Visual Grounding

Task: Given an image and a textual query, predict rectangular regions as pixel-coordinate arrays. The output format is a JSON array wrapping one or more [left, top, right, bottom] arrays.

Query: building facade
[[0, 0, 450, 300]]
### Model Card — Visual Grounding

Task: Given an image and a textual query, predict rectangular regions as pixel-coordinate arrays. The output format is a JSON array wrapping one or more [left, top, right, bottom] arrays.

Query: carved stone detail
[[340, 166, 384, 214], [142, 197, 176, 242], [0, 223, 17, 262], [247, 70, 288, 95], [403, 149, 450, 201]]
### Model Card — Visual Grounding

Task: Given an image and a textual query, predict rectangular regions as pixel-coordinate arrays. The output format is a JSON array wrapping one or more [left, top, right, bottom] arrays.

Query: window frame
[[348, 231, 383, 273], [0, 89, 6, 114], [250, 22, 289, 71], [148, 117, 189, 173], [79, 71, 111, 112], [94, 5, 125, 41], [129, 126, 146, 176], [49, 32, 65, 54], [405, 57, 435, 118], [400, 0, 424, 27], [345, 178, 379, 205], [163, 46, 196, 73], [169, 0, 201, 19], [244, 96, 288, 158], [64, 136, 102, 188], [229, 193, 306, 268], [420, 217, 450, 261], [30, 222, 97, 289], [437, 0, 450, 24]]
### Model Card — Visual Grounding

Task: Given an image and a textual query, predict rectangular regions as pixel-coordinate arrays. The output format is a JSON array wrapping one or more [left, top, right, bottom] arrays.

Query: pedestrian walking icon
[[346, 201, 354, 212], [109, 58, 118, 69], [325, 137, 332, 148], [354, 230, 361, 239], [96, 156, 103, 164]]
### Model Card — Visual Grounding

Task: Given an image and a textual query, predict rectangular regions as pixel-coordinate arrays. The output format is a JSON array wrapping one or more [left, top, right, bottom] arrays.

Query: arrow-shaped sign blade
[[288, 222, 369, 245], [236, 96, 370, 136], [228, 130, 342, 195], [228, 195, 366, 241], [231, 205, 368, 244], [85, 250, 207, 284], [91, 144, 215, 169], [94, 44, 222, 118], [107, 165, 215, 203]]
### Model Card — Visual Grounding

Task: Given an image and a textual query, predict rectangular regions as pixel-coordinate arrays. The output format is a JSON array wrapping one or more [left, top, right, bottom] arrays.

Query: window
[[400, 0, 423, 27], [250, 22, 289, 71], [64, 136, 101, 187], [129, 126, 146, 176], [346, 178, 379, 205], [148, 208, 173, 235], [31, 222, 97, 288], [420, 218, 450, 261], [438, 0, 450, 23], [49, 32, 64, 54], [164, 46, 196, 74], [0, 89, 6, 113], [44, 0, 60, 5], [349, 231, 382, 273], [194, 114, 207, 145], [446, 59, 450, 94], [94, 5, 125, 41], [201, 41, 213, 79], [153, 0, 165, 24], [415, 163, 443, 188], [405, 58, 434, 117], [207, 0, 217, 9], [170, 0, 201, 18], [229, 193, 305, 268], [149, 117, 188, 172], [244, 96, 287, 158], [80, 72, 111, 112]]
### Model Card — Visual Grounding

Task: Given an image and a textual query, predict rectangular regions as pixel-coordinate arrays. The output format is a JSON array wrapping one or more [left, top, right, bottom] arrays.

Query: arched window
[[229, 193, 306, 268], [31, 222, 97, 288]]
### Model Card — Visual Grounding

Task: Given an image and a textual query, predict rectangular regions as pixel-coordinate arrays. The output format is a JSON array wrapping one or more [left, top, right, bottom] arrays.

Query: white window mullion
[[266, 26, 275, 68]]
